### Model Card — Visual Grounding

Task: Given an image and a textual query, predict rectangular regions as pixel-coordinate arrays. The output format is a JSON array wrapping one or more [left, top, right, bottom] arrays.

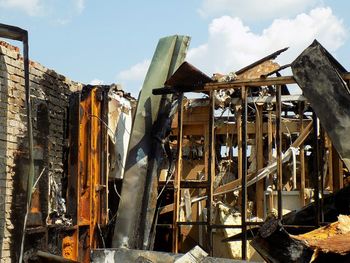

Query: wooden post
[[241, 86, 248, 260], [173, 93, 184, 253], [299, 102, 306, 206], [312, 111, 320, 227], [326, 134, 333, 192], [276, 85, 283, 220], [256, 104, 264, 218], [267, 110, 274, 213], [332, 145, 344, 191], [236, 104, 242, 180], [207, 91, 215, 255]]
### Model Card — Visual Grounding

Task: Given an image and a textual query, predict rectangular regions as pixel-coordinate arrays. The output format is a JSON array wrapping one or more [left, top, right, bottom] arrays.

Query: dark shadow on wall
[[0, 51, 9, 260], [10, 68, 71, 261]]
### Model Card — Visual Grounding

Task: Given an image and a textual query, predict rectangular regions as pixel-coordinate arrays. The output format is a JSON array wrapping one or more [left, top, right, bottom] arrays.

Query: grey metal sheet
[[91, 248, 249, 263], [292, 40, 350, 170], [112, 35, 190, 249]]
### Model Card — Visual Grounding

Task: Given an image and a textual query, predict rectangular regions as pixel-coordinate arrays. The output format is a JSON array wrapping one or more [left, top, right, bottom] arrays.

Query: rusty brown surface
[[294, 215, 350, 255], [62, 233, 77, 260], [236, 60, 280, 80], [64, 86, 108, 262], [164, 61, 213, 89]]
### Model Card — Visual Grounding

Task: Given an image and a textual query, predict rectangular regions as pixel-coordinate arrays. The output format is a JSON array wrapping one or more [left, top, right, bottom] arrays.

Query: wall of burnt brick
[[0, 41, 81, 262]]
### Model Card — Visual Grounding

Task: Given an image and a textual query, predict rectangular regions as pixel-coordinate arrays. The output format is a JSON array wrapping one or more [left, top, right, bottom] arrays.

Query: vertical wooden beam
[[312, 111, 320, 227], [267, 110, 274, 213], [326, 134, 333, 192], [241, 86, 248, 260], [319, 128, 325, 223], [276, 85, 283, 220], [299, 102, 306, 206], [236, 104, 242, 180], [207, 90, 215, 255], [173, 93, 184, 253], [332, 145, 344, 191], [255, 104, 264, 218]]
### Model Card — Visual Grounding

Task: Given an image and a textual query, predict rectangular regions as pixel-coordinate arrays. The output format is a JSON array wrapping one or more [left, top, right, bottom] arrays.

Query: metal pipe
[[23, 32, 35, 211], [0, 23, 34, 263]]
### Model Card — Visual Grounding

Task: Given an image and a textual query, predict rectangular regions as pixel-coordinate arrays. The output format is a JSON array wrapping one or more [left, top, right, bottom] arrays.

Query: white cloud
[[74, 0, 85, 13], [116, 59, 151, 97], [198, 0, 319, 21], [188, 7, 348, 75], [0, 0, 85, 18], [0, 0, 43, 16], [117, 59, 151, 82], [90, 79, 104, 85], [114, 6, 347, 97]]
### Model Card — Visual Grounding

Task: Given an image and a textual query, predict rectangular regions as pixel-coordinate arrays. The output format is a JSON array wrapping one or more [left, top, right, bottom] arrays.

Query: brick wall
[[0, 41, 82, 262]]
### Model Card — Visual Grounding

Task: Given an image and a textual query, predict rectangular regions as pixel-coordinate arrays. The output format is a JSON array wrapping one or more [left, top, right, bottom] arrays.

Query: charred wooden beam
[[282, 185, 350, 226], [251, 216, 350, 263], [251, 219, 314, 263]]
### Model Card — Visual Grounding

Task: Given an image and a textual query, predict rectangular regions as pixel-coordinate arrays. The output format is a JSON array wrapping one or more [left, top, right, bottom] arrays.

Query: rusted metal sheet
[[235, 47, 288, 75], [153, 62, 212, 95], [236, 60, 280, 80], [64, 86, 108, 262], [164, 61, 213, 88], [292, 40, 350, 170], [113, 35, 190, 250]]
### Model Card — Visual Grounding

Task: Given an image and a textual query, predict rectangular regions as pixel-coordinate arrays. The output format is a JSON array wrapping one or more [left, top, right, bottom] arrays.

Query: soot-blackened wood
[[251, 219, 314, 263], [283, 185, 350, 226]]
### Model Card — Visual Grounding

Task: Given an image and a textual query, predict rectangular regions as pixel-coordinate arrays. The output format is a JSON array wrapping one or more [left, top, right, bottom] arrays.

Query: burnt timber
[[1, 21, 350, 263]]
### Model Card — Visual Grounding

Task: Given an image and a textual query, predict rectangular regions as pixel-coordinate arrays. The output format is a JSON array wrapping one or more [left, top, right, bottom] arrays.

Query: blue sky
[[0, 0, 349, 97]]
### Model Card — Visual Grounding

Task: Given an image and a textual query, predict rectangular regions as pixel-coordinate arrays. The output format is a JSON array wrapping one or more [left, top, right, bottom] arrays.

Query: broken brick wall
[[0, 41, 81, 262]]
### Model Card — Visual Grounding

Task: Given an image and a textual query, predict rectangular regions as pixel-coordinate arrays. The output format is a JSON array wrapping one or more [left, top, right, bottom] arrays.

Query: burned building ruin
[[0, 24, 350, 263]]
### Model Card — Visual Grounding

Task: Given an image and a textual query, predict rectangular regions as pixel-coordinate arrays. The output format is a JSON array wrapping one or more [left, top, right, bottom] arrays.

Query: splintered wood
[[294, 215, 350, 255]]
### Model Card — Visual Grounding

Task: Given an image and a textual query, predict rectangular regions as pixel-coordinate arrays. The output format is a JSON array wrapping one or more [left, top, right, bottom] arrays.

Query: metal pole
[[19, 30, 35, 263], [241, 86, 248, 260]]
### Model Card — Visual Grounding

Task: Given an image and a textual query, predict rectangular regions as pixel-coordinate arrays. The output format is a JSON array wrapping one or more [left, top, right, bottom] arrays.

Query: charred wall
[[0, 41, 81, 262]]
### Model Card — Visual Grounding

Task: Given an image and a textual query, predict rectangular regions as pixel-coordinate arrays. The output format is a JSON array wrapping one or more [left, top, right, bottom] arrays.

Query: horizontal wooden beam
[[205, 76, 296, 90], [153, 73, 350, 94], [172, 120, 312, 136], [232, 94, 307, 104]]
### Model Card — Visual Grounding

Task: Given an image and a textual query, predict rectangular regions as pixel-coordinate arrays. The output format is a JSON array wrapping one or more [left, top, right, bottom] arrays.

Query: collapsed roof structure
[[0, 24, 350, 262]]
